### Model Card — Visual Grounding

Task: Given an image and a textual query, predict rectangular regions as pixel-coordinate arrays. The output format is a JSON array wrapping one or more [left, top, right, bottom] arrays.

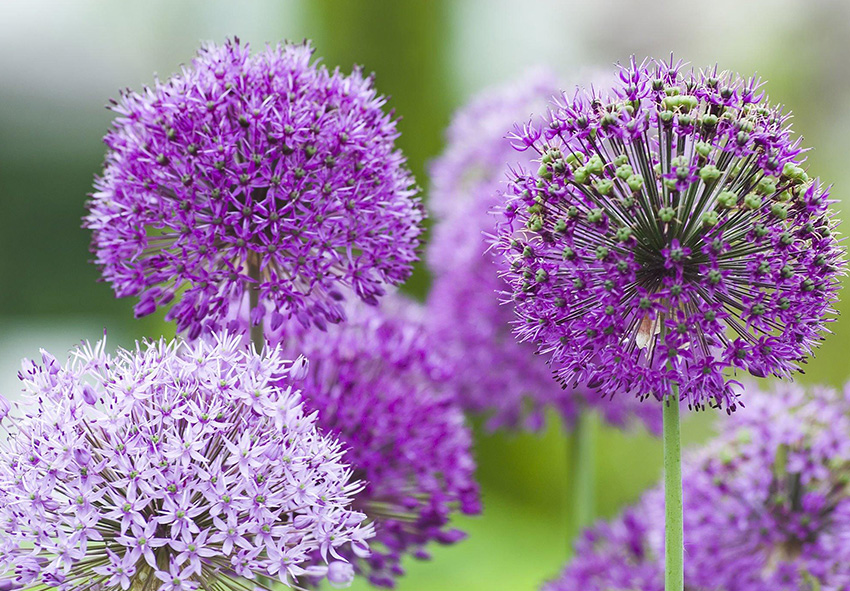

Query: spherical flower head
[[282, 298, 481, 587], [497, 57, 843, 410], [427, 69, 661, 433], [86, 38, 423, 339], [543, 507, 662, 591], [546, 381, 850, 591], [0, 334, 373, 590], [674, 381, 850, 591]]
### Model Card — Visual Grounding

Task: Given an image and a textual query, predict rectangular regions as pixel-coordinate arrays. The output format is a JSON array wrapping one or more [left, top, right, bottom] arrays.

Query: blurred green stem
[[248, 259, 264, 351], [570, 409, 597, 539], [663, 389, 683, 591]]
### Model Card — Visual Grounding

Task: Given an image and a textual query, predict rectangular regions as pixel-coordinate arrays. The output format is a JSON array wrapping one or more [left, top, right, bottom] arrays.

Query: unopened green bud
[[756, 178, 777, 195], [585, 155, 604, 176], [695, 142, 713, 157], [702, 211, 718, 227], [616, 164, 634, 180], [716, 191, 738, 209], [626, 174, 644, 192], [595, 179, 613, 195], [743, 193, 762, 210], [770, 203, 788, 220], [572, 167, 589, 184], [699, 165, 721, 182], [658, 207, 675, 223], [587, 208, 604, 224]]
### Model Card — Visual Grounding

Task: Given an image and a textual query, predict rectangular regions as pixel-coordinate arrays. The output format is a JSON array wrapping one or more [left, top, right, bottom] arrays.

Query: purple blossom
[[497, 57, 843, 410], [545, 381, 850, 591], [85, 38, 423, 340], [427, 69, 660, 432], [283, 298, 481, 587], [0, 334, 373, 590]]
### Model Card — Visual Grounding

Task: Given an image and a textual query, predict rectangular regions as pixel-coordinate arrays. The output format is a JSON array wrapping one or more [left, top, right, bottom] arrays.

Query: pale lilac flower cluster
[[545, 381, 850, 591], [0, 335, 373, 590], [284, 299, 481, 587], [426, 70, 660, 433], [86, 39, 423, 339], [498, 57, 843, 410]]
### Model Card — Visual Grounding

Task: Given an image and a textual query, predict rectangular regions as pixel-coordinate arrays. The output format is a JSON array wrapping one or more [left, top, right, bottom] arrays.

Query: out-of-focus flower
[[544, 381, 850, 591], [286, 299, 481, 587], [0, 334, 373, 590], [427, 69, 660, 432], [86, 38, 423, 340], [497, 57, 842, 410]]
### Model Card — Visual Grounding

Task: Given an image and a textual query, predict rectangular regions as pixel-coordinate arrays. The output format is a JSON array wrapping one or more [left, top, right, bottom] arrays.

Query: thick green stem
[[248, 259, 264, 351], [570, 409, 597, 539], [663, 390, 683, 591]]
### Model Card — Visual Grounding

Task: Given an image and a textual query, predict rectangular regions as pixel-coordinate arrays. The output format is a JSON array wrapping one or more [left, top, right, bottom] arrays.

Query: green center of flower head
[[533, 92, 817, 296]]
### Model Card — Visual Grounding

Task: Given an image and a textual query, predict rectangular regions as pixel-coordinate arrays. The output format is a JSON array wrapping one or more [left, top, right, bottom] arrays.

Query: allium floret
[[427, 69, 660, 432], [285, 299, 481, 587], [498, 57, 843, 410], [0, 334, 373, 590], [85, 38, 423, 339]]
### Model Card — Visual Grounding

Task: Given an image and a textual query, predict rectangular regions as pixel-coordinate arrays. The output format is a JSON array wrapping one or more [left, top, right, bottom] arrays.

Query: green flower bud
[[626, 174, 644, 192], [743, 193, 762, 210], [699, 165, 721, 182], [595, 179, 614, 195], [616, 164, 634, 180], [716, 191, 738, 209]]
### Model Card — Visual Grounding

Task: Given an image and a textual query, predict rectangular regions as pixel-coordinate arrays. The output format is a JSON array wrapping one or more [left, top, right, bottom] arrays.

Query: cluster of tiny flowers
[[498, 57, 843, 410], [426, 69, 660, 433], [86, 38, 423, 340], [677, 381, 850, 591], [0, 335, 373, 590], [283, 299, 481, 587], [542, 507, 661, 591], [545, 381, 850, 591]]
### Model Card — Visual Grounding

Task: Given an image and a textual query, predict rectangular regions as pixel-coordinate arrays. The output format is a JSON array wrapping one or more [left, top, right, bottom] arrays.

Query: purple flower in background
[[86, 39, 423, 339], [542, 507, 662, 591], [497, 57, 842, 410], [0, 334, 373, 590], [545, 381, 850, 591], [427, 69, 660, 432], [284, 298, 481, 587], [676, 382, 850, 591]]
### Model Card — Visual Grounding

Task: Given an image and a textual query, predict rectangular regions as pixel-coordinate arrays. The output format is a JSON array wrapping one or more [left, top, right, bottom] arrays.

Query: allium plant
[[427, 69, 660, 433], [542, 506, 661, 591], [497, 56, 843, 590], [545, 381, 850, 591], [498, 58, 842, 410], [0, 335, 373, 590], [282, 299, 481, 587], [85, 39, 423, 340]]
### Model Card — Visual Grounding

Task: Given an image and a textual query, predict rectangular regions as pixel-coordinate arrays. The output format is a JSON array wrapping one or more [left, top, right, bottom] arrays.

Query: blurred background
[[1, 0, 849, 589]]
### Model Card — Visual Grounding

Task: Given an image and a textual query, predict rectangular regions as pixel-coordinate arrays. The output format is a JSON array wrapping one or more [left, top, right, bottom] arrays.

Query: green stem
[[570, 409, 597, 539], [663, 389, 683, 591], [248, 259, 264, 351]]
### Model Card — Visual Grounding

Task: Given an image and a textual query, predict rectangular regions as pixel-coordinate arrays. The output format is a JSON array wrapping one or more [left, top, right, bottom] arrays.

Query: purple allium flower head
[[85, 39, 423, 339], [283, 298, 481, 587], [0, 334, 373, 590], [542, 506, 662, 591], [545, 381, 850, 591], [427, 69, 660, 433], [497, 57, 843, 410]]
